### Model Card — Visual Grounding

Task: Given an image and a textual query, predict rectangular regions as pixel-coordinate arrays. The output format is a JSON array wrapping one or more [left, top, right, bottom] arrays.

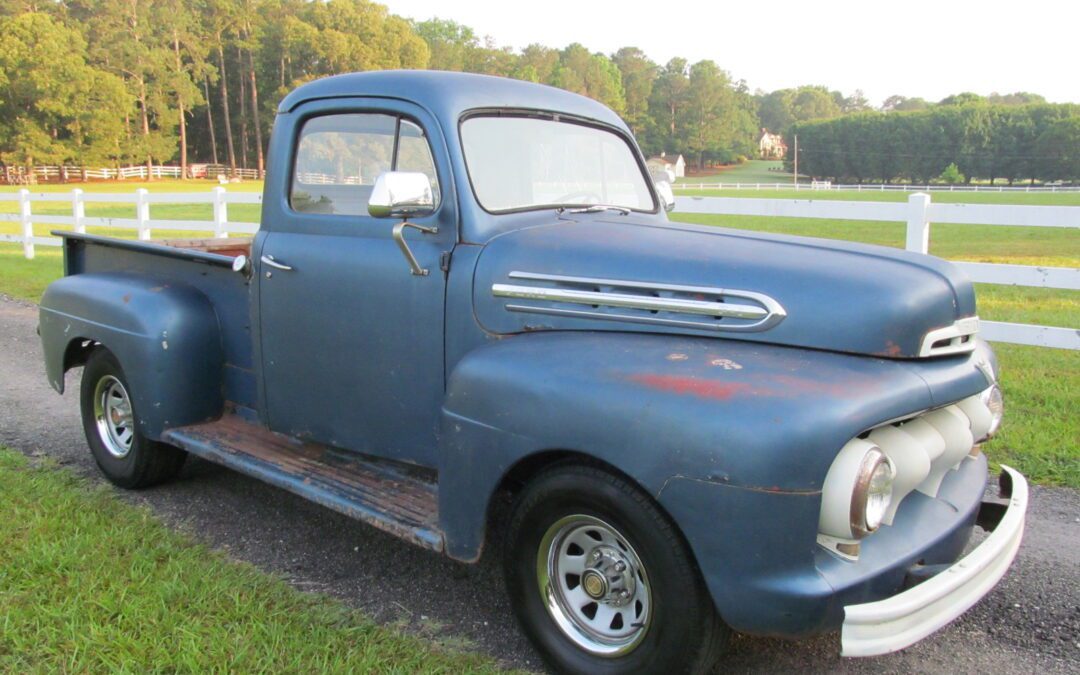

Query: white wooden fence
[[674, 182, 1080, 193], [676, 192, 1079, 350], [0, 188, 261, 257], [1, 189, 1075, 350], [3, 164, 263, 182]]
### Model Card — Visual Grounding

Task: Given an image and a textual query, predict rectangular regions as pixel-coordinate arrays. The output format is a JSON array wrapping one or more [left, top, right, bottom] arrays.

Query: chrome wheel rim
[[537, 515, 652, 656], [93, 375, 134, 458]]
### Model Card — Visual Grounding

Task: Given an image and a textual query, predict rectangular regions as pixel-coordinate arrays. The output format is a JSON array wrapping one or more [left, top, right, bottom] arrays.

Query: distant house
[[758, 129, 787, 159], [646, 152, 686, 181]]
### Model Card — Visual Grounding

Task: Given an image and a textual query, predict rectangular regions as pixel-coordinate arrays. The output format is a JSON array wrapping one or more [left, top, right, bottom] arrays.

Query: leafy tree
[[514, 44, 558, 83], [551, 44, 625, 113], [612, 47, 656, 141], [683, 60, 734, 167], [413, 18, 476, 71], [648, 58, 689, 154], [881, 95, 929, 112], [1034, 117, 1080, 181], [841, 89, 871, 114], [756, 89, 794, 134], [988, 92, 1046, 106], [939, 162, 964, 184], [939, 92, 984, 106], [0, 12, 129, 171], [792, 86, 842, 122]]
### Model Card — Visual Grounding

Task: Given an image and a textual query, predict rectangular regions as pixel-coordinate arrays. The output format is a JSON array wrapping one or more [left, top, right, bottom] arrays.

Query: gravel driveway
[[1, 295, 1076, 673]]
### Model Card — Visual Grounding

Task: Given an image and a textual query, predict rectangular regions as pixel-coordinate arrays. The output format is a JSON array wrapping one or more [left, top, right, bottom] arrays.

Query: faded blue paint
[[38, 70, 1003, 639]]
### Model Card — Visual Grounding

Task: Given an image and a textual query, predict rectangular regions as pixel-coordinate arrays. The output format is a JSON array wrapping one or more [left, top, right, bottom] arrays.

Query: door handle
[[260, 254, 293, 271]]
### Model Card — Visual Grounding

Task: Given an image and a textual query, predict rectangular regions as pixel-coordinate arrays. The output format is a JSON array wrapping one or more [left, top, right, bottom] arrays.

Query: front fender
[[438, 331, 986, 562], [39, 273, 224, 439]]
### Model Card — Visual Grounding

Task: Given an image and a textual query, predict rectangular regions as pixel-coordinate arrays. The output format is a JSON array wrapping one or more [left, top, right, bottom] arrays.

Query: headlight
[[856, 452, 894, 534], [819, 439, 896, 542], [980, 384, 1004, 439]]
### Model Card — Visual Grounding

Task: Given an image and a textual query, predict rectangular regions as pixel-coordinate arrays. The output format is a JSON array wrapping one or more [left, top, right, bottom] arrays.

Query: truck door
[[254, 99, 454, 467]]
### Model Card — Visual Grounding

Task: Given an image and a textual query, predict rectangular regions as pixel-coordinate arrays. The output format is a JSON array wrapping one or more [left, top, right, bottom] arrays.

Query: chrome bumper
[[841, 466, 1028, 657]]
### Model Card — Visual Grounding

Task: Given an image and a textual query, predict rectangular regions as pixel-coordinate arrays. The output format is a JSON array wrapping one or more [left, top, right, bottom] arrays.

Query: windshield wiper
[[559, 205, 631, 215]]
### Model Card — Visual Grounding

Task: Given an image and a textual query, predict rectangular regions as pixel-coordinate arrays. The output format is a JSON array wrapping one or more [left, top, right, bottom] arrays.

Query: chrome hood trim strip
[[492, 271, 787, 333]]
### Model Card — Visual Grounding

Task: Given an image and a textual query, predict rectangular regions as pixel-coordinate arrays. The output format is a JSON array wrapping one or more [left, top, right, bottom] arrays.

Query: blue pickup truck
[[39, 71, 1026, 673]]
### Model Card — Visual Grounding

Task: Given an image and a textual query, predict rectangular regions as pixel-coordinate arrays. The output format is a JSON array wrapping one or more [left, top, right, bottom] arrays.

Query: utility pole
[[793, 134, 799, 191]]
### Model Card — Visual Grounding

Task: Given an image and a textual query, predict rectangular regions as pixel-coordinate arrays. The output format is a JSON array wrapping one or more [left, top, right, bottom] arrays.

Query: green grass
[[670, 214, 1080, 267], [0, 447, 503, 672], [984, 345, 1079, 487], [677, 186, 1080, 206], [0, 245, 60, 303], [679, 159, 792, 184]]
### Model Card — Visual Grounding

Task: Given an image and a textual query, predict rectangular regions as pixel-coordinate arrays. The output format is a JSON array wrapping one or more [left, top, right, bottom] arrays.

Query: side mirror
[[368, 171, 435, 219], [655, 180, 676, 213]]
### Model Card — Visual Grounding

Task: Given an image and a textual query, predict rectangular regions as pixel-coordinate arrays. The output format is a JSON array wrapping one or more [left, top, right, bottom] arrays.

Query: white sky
[[383, 0, 1079, 106]]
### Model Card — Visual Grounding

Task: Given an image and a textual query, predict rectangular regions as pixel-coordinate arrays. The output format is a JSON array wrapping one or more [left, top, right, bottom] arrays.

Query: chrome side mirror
[[369, 171, 439, 276], [368, 171, 435, 218], [655, 180, 676, 213]]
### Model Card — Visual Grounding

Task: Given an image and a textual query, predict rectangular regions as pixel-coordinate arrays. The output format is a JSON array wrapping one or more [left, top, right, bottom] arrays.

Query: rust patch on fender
[[628, 370, 877, 401], [876, 340, 903, 357], [628, 374, 751, 400]]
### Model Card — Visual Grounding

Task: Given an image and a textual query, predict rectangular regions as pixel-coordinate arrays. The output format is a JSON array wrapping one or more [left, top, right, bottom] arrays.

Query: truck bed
[[57, 231, 257, 410]]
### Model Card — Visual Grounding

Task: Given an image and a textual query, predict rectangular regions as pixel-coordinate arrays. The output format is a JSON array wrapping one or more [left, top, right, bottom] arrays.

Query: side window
[[290, 113, 440, 216], [396, 119, 441, 205]]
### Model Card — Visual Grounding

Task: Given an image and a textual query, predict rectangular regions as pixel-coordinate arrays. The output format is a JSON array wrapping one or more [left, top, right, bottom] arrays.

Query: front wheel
[[80, 348, 186, 489], [505, 464, 729, 674]]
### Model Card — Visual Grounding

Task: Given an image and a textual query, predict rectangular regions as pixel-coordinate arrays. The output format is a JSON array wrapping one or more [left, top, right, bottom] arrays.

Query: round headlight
[[851, 449, 894, 536], [981, 384, 1004, 438]]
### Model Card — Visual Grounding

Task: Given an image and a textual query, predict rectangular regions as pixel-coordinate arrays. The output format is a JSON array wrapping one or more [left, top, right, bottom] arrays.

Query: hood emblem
[[492, 271, 786, 333], [918, 316, 979, 358]]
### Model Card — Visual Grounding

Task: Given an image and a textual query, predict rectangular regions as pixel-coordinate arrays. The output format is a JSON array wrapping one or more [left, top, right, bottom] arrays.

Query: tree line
[[788, 103, 1080, 184], [0, 1, 1075, 181]]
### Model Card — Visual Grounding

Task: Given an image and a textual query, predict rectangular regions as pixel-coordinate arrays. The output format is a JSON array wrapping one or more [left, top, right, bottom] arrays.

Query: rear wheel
[[505, 463, 729, 674], [80, 348, 186, 488]]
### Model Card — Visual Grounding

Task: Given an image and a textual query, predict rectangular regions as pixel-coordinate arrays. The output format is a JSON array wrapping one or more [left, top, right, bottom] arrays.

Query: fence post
[[71, 188, 85, 234], [906, 192, 931, 254], [135, 188, 150, 240], [19, 188, 33, 259], [212, 186, 229, 238]]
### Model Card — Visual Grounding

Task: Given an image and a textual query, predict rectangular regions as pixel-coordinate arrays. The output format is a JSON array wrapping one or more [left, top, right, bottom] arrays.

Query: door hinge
[[439, 250, 452, 273]]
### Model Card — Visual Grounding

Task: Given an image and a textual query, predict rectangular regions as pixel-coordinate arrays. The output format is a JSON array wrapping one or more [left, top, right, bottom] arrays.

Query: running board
[[162, 415, 443, 552]]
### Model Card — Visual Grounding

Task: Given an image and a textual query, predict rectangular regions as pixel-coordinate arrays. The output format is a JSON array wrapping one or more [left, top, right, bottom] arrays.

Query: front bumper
[[841, 466, 1028, 657]]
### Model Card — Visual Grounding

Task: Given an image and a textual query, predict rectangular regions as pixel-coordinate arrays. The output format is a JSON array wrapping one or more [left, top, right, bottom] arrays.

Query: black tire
[[505, 463, 729, 674], [80, 348, 186, 489]]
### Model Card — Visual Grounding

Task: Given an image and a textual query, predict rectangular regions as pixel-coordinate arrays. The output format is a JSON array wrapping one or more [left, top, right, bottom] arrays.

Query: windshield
[[460, 115, 655, 213]]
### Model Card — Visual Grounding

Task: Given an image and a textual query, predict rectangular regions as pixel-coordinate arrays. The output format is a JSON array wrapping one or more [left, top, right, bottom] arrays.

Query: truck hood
[[472, 217, 978, 359]]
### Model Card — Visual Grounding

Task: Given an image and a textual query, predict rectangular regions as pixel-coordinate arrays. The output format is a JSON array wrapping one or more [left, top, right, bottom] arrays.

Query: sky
[[382, 0, 1079, 106]]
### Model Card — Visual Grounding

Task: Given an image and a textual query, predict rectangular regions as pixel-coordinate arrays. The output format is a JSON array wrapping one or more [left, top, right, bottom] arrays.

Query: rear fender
[[39, 273, 224, 439]]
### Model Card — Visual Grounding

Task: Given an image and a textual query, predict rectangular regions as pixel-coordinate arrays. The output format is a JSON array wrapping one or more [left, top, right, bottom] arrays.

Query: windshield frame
[[458, 108, 659, 216]]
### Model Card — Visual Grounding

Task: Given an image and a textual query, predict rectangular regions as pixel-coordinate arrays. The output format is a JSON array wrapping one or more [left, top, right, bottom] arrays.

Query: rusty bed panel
[[162, 415, 443, 551], [157, 238, 253, 259]]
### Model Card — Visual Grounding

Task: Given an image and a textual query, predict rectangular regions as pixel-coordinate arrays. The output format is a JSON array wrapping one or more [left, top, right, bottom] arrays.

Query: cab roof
[[277, 70, 628, 131]]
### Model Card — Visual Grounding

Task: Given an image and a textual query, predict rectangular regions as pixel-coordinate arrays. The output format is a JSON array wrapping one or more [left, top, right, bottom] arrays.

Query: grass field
[[678, 186, 1080, 206], [0, 180, 1075, 486], [0, 447, 501, 672], [680, 159, 791, 184]]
